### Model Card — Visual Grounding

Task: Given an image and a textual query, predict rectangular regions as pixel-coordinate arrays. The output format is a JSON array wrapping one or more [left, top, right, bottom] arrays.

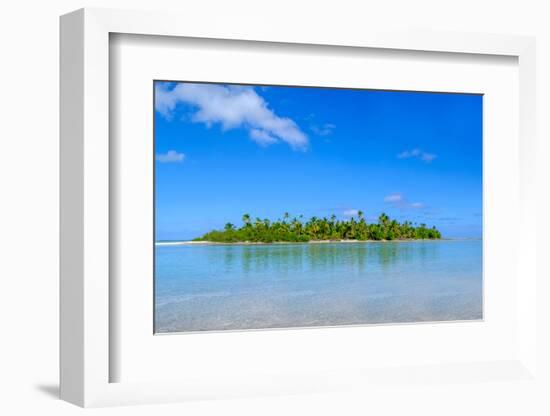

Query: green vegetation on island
[[194, 212, 442, 243]]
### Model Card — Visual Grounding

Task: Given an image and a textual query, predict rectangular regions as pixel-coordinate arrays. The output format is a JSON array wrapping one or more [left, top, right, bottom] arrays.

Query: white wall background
[[1, 1, 548, 414]]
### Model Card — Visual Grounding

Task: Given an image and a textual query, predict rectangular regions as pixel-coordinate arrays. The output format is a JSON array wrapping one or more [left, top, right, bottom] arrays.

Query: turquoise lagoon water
[[154, 240, 482, 333]]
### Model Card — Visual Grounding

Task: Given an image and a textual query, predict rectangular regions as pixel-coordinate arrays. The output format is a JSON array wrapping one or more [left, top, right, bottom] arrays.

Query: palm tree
[[378, 212, 389, 227], [195, 211, 441, 242]]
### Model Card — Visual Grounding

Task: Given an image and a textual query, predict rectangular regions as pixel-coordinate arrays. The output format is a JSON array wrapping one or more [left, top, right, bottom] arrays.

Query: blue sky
[[155, 81, 482, 240]]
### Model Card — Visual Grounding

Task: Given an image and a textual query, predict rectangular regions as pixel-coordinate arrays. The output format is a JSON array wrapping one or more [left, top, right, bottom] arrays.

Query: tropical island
[[193, 212, 442, 243]]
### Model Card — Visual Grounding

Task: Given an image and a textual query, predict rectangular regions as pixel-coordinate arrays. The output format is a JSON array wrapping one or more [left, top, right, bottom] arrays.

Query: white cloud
[[343, 209, 359, 217], [384, 193, 427, 210], [155, 83, 308, 150], [311, 123, 336, 136], [420, 152, 437, 162], [397, 148, 437, 163], [156, 150, 185, 163], [397, 149, 420, 159], [249, 129, 278, 146], [384, 193, 403, 203]]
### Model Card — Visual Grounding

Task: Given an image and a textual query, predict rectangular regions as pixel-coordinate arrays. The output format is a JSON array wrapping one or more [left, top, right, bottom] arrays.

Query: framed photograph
[[152, 80, 481, 334], [60, 8, 538, 407]]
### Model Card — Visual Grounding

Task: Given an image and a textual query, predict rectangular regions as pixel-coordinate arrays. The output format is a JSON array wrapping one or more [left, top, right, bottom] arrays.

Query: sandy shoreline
[[156, 240, 365, 246], [155, 238, 473, 246]]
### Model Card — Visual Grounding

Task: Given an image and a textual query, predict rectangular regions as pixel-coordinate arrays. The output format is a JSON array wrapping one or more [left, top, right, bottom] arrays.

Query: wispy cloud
[[436, 216, 461, 223], [249, 129, 278, 146], [397, 148, 437, 163], [156, 150, 186, 163], [384, 193, 425, 210], [420, 153, 437, 162], [155, 82, 308, 150], [384, 193, 404, 203], [311, 123, 336, 136]]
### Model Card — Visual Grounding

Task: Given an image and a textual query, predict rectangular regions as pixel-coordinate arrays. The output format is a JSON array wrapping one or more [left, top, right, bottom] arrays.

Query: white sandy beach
[[154, 239, 465, 246], [155, 240, 354, 246]]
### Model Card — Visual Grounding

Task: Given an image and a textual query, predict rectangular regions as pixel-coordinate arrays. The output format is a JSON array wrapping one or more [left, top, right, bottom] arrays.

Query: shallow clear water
[[154, 240, 482, 333]]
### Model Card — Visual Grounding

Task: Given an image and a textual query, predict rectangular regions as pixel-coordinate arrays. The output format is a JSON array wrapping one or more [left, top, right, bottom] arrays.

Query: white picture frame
[[60, 7, 537, 407]]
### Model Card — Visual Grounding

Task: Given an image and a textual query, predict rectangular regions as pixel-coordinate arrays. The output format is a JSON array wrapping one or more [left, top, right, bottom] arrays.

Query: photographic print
[[154, 81, 482, 333]]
